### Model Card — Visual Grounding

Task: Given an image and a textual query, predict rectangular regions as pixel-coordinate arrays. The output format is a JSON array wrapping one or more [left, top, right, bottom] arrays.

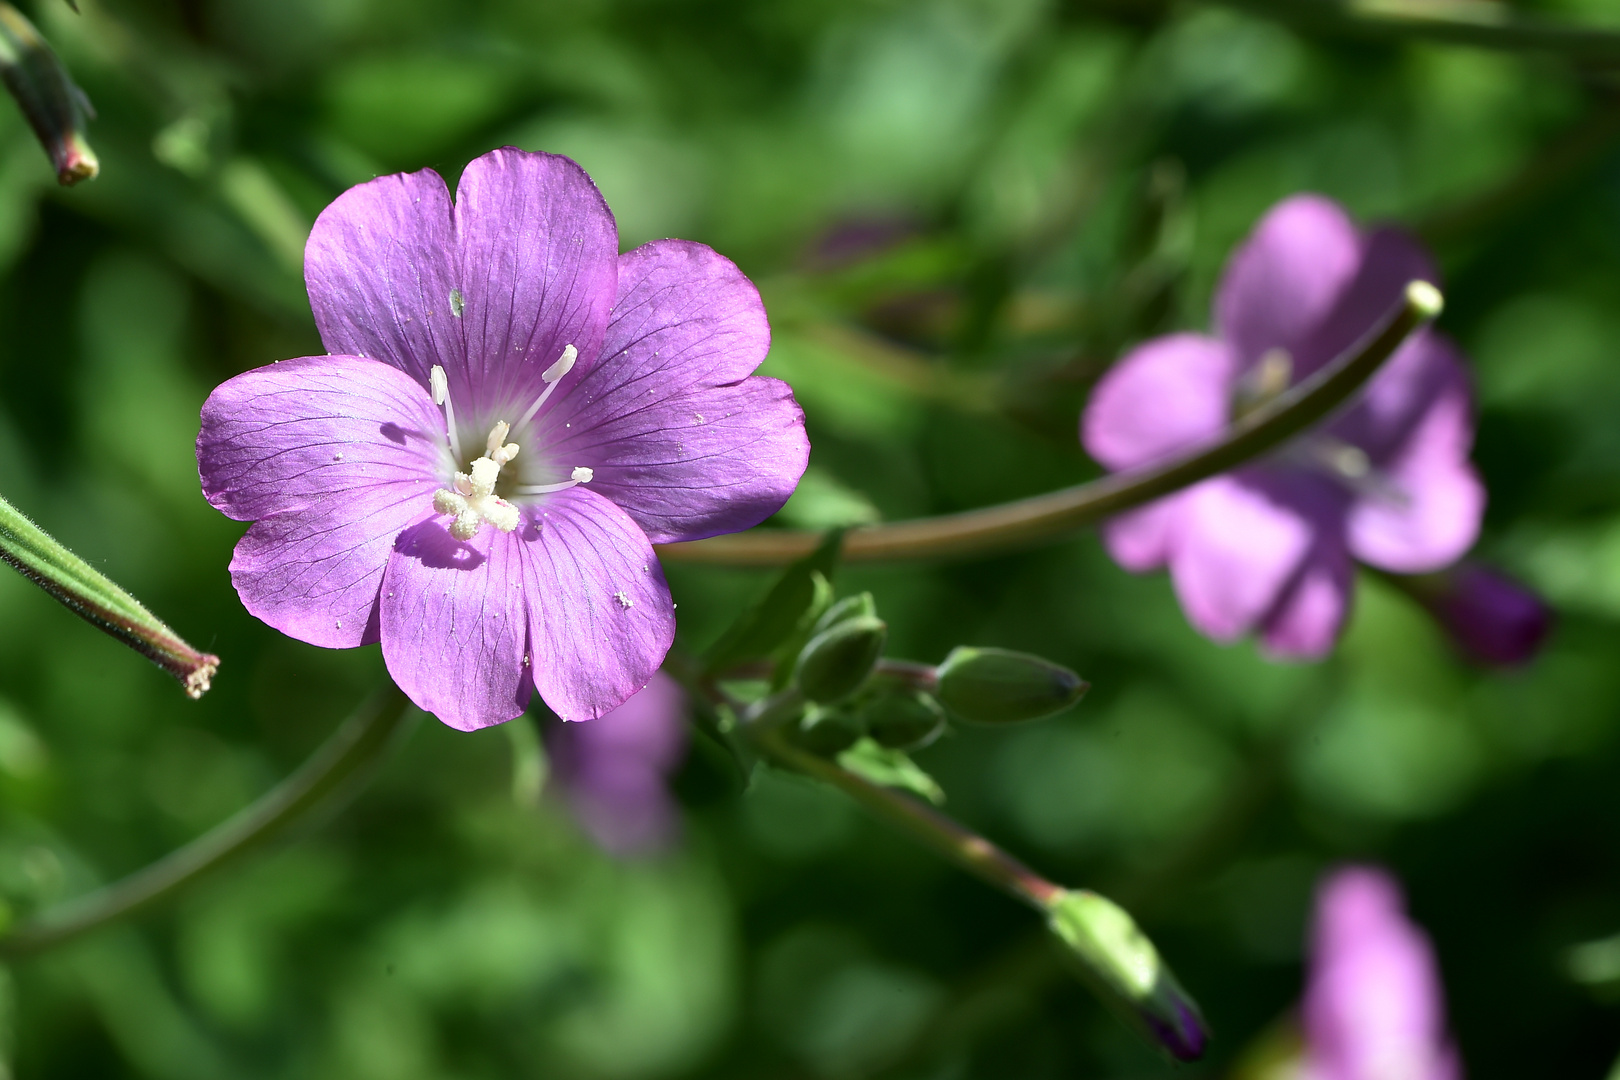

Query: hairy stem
[[0, 685, 414, 960], [0, 493, 218, 697], [660, 280, 1442, 567]]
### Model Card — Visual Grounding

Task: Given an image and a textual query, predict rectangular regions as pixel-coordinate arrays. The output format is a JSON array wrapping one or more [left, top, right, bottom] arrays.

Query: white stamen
[[514, 466, 594, 497], [516, 344, 578, 429], [429, 364, 463, 462]]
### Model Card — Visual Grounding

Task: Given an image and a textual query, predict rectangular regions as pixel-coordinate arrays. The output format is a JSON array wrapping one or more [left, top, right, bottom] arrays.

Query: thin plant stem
[[659, 280, 1442, 567], [1224, 0, 1620, 64], [757, 728, 1064, 910], [0, 684, 414, 960]]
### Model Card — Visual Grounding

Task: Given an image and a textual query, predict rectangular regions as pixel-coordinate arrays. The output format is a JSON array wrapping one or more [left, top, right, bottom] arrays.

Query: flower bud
[[858, 689, 946, 751], [1404, 563, 1551, 668], [745, 687, 807, 730], [0, 5, 97, 186], [811, 591, 876, 635], [794, 615, 887, 704], [788, 704, 865, 756], [1046, 889, 1208, 1062], [934, 647, 1087, 724]]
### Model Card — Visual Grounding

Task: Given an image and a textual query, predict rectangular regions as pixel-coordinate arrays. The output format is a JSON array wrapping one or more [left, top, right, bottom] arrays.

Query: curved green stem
[[1230, 0, 1620, 63], [0, 684, 414, 960], [660, 280, 1442, 567]]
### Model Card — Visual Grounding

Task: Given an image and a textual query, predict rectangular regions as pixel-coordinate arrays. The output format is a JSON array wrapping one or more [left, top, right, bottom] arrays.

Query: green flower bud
[[811, 591, 876, 635], [1046, 889, 1208, 1062], [788, 704, 864, 756], [745, 688, 807, 730], [858, 690, 946, 751], [934, 647, 1087, 725], [794, 615, 887, 704]]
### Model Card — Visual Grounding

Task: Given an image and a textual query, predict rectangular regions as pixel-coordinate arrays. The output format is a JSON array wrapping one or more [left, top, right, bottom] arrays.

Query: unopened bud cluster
[[768, 591, 1088, 758]]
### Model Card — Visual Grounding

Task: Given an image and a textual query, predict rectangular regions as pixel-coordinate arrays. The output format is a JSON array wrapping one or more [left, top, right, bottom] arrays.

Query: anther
[[429, 364, 463, 462], [516, 344, 578, 429]]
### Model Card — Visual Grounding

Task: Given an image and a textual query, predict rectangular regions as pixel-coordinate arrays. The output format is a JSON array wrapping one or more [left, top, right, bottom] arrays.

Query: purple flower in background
[[197, 148, 810, 730], [1409, 563, 1551, 668], [1302, 866, 1462, 1080], [547, 670, 688, 856], [1082, 195, 1484, 657]]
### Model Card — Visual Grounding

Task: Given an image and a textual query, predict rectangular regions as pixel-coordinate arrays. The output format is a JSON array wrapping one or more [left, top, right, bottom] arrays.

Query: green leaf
[[702, 529, 843, 677], [835, 737, 944, 805]]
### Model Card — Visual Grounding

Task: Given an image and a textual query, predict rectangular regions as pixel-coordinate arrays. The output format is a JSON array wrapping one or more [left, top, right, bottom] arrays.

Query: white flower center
[[428, 358, 596, 540]]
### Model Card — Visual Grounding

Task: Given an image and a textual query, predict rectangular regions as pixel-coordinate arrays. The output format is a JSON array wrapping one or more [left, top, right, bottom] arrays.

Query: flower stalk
[[0, 3, 96, 185], [754, 726, 1209, 1060], [0, 493, 219, 697], [659, 280, 1444, 567], [0, 684, 414, 959]]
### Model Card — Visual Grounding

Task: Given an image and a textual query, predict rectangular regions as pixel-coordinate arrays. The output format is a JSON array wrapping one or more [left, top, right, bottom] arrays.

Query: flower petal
[[1168, 476, 1316, 643], [1100, 493, 1187, 572], [1332, 330, 1466, 466], [538, 239, 808, 543], [1259, 541, 1353, 659], [1300, 227, 1439, 382], [198, 354, 446, 521], [304, 169, 466, 391], [1214, 194, 1363, 371], [1347, 385, 1483, 573], [1082, 334, 1237, 472], [453, 148, 620, 418], [380, 519, 533, 731], [229, 485, 434, 650], [517, 487, 676, 723], [548, 672, 689, 857], [552, 377, 809, 544]]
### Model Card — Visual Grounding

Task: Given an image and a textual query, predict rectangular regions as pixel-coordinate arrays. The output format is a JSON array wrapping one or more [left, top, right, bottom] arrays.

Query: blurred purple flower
[[1302, 866, 1462, 1080], [547, 670, 688, 856], [1082, 195, 1484, 658], [1407, 563, 1551, 668], [197, 148, 809, 730]]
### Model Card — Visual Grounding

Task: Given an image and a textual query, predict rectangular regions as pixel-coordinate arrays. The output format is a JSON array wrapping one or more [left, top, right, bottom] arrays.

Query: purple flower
[[1302, 866, 1462, 1080], [1408, 563, 1551, 668], [1082, 195, 1484, 658], [197, 148, 809, 729], [546, 670, 688, 856]]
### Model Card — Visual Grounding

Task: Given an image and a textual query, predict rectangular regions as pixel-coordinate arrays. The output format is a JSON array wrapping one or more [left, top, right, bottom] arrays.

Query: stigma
[[433, 419, 524, 540], [427, 362, 598, 539]]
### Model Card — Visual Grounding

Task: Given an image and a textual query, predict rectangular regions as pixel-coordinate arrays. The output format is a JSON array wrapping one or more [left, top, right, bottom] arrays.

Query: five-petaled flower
[[197, 148, 809, 729], [1302, 866, 1462, 1080], [1083, 194, 1484, 657]]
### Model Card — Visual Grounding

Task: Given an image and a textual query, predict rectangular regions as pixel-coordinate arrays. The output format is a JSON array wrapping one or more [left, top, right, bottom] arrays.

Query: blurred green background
[[0, 0, 1619, 1075]]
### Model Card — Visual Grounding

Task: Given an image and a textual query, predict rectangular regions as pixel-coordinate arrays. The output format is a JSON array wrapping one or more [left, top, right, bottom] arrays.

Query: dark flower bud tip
[[0, 4, 97, 186], [1404, 563, 1551, 668], [934, 647, 1087, 725], [858, 689, 946, 751], [794, 615, 887, 704], [1046, 889, 1208, 1062]]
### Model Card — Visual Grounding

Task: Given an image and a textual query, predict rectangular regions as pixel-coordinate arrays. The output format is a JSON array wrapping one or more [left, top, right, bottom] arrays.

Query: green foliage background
[[0, 0, 1616, 1075]]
